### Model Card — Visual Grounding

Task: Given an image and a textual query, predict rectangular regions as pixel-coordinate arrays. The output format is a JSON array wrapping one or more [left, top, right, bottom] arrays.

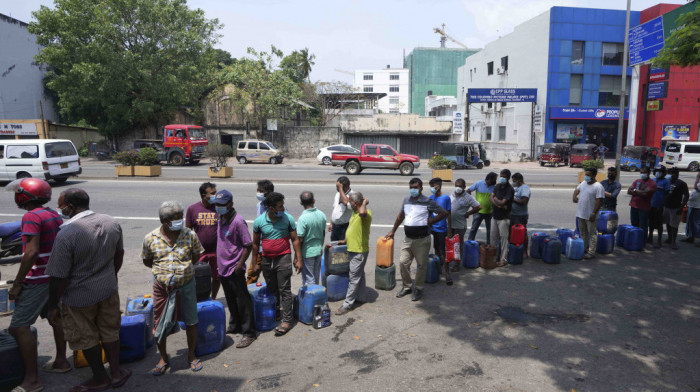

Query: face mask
[[641, 174, 649, 180], [208, 195, 216, 204], [215, 206, 228, 215], [430, 187, 437, 194], [455, 187, 464, 194], [275, 210, 285, 218], [584, 176, 592, 183], [608, 175, 615, 180], [655, 172, 664, 179], [409, 188, 420, 198], [60, 206, 72, 220], [498, 177, 507, 184], [256, 193, 265, 201], [169, 219, 184, 231]]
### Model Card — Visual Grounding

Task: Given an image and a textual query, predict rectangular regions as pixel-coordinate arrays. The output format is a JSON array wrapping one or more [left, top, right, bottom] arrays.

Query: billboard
[[662, 124, 691, 141], [550, 107, 629, 120], [467, 88, 537, 103], [556, 124, 584, 140], [0, 122, 38, 136], [452, 112, 464, 135]]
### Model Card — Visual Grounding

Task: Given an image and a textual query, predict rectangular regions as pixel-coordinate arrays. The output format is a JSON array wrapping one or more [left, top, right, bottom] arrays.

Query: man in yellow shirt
[[333, 192, 371, 315]]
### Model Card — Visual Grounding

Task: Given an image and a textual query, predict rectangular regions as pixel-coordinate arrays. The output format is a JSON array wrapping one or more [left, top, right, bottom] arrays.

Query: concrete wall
[[0, 14, 58, 122], [332, 113, 452, 133], [457, 10, 551, 162], [353, 68, 409, 113], [48, 123, 103, 148], [262, 127, 343, 159]]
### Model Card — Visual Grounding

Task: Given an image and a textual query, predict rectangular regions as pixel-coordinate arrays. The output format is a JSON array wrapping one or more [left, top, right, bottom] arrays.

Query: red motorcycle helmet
[[6, 178, 52, 207]]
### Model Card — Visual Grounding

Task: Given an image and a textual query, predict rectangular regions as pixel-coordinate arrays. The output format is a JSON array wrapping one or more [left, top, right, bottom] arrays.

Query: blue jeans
[[630, 207, 650, 236], [330, 223, 349, 241], [468, 213, 492, 243], [301, 255, 322, 286]]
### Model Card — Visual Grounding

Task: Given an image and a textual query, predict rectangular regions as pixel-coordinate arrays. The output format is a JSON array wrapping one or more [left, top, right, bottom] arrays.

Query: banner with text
[[0, 122, 38, 136], [550, 107, 629, 120], [452, 112, 464, 135], [662, 124, 691, 141], [467, 88, 537, 103]]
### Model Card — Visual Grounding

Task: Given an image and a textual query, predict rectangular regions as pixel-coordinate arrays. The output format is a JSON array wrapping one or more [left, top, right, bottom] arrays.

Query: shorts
[[431, 231, 447, 257], [510, 214, 529, 228], [10, 283, 49, 328], [61, 292, 121, 351], [663, 207, 682, 228], [200, 252, 219, 282]]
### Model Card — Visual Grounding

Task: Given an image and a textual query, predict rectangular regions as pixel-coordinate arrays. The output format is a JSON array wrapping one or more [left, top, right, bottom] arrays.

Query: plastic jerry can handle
[[256, 282, 262, 287]]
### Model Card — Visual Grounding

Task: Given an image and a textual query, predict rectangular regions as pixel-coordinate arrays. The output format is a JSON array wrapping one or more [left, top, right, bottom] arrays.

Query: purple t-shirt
[[217, 212, 253, 277], [186, 202, 218, 253]]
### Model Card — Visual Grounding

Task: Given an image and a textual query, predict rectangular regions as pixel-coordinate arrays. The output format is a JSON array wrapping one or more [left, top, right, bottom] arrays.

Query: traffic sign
[[628, 16, 664, 66]]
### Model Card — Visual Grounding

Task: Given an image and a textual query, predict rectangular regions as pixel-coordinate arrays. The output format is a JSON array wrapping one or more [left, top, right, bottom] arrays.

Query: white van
[[664, 141, 700, 172], [0, 139, 82, 183], [235, 140, 284, 164]]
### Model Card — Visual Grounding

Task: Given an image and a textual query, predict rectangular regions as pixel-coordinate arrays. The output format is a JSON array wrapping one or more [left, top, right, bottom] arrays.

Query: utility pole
[[615, 0, 631, 177], [39, 100, 46, 139]]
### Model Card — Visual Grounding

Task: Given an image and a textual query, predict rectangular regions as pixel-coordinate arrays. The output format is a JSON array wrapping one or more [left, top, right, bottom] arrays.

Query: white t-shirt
[[331, 190, 354, 224], [576, 181, 605, 220]]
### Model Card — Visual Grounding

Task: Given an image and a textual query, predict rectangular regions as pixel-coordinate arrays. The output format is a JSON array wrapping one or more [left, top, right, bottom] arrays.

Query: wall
[[262, 127, 343, 159], [333, 113, 452, 133], [48, 123, 103, 147], [0, 14, 58, 122], [457, 10, 550, 162], [353, 69, 409, 113]]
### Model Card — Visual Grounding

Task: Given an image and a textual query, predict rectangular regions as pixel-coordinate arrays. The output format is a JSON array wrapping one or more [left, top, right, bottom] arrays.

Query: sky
[[2, 0, 689, 83]]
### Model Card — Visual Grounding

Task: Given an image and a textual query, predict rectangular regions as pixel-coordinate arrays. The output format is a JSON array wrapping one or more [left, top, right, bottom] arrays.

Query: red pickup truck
[[331, 144, 420, 176]]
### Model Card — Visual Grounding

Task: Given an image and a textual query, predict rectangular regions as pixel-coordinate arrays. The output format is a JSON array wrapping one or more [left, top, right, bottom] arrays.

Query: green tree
[[280, 47, 316, 83], [29, 0, 222, 140], [653, 5, 700, 68]]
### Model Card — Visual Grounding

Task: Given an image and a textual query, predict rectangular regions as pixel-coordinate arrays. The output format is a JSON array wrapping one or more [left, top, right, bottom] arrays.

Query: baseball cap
[[214, 190, 233, 204]]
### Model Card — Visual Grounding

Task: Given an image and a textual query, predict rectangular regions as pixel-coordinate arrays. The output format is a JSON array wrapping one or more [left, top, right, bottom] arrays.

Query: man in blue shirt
[[649, 165, 670, 248], [599, 167, 622, 212], [428, 178, 452, 285]]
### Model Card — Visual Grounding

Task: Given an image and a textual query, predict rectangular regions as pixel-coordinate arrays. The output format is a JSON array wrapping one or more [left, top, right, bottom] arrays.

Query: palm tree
[[299, 47, 316, 83]]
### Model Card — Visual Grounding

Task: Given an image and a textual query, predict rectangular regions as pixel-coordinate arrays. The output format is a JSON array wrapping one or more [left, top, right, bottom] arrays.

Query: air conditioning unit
[[480, 105, 486, 113], [497, 67, 505, 75]]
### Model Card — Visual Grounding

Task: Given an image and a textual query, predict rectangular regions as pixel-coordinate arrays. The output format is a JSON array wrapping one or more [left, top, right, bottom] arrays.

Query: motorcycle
[[0, 221, 23, 260], [96, 149, 117, 161]]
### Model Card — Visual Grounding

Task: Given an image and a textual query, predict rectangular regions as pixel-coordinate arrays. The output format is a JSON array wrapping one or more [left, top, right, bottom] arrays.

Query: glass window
[[598, 75, 631, 106], [389, 108, 399, 113], [267, 142, 277, 149], [238, 141, 246, 149], [363, 86, 373, 93], [572, 41, 584, 64], [379, 147, 394, 155], [686, 145, 700, 154], [390, 73, 399, 80], [569, 74, 583, 106], [327, 146, 339, 151], [188, 128, 205, 139], [7, 145, 39, 159], [0, 146, 4, 159], [166, 129, 173, 137], [665, 143, 681, 152], [259, 143, 270, 150], [389, 97, 399, 105], [501, 56, 508, 71], [389, 85, 399, 92], [248, 142, 258, 149], [485, 126, 492, 140], [499, 126, 506, 141], [487, 61, 494, 75], [363, 73, 373, 80], [174, 129, 185, 138], [602, 42, 624, 65], [45, 142, 77, 158]]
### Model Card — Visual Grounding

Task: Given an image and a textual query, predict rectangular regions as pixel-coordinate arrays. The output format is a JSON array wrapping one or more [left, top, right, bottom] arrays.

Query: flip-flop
[[274, 323, 292, 336], [446, 278, 454, 286], [111, 368, 132, 388], [152, 361, 169, 376], [67, 384, 110, 392], [41, 361, 72, 373], [189, 359, 203, 372], [11, 386, 44, 392]]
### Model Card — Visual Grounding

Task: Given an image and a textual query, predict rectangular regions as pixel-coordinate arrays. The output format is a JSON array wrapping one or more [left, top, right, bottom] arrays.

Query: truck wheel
[[345, 161, 360, 175], [238, 157, 247, 164], [476, 162, 484, 169], [688, 161, 699, 172], [630, 166, 639, 172], [189, 160, 200, 166], [399, 162, 414, 176], [169, 152, 185, 166], [539, 161, 544, 167]]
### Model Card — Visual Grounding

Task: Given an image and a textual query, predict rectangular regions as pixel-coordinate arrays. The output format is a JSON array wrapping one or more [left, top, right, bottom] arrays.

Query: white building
[[0, 14, 58, 122], [353, 67, 409, 114], [457, 11, 550, 162], [425, 95, 458, 121]]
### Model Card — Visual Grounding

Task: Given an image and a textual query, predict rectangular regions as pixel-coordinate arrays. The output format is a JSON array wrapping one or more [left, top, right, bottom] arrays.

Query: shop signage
[[549, 107, 629, 120], [647, 81, 667, 100], [452, 112, 464, 135], [662, 124, 691, 141], [556, 124, 584, 139], [467, 88, 537, 103], [649, 67, 668, 81], [646, 100, 663, 111], [533, 105, 543, 133], [0, 122, 38, 136]]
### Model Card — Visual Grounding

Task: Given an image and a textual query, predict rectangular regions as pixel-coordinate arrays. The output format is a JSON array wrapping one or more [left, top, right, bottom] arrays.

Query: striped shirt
[[141, 227, 204, 288], [253, 212, 296, 257], [21, 207, 62, 285], [46, 212, 123, 307]]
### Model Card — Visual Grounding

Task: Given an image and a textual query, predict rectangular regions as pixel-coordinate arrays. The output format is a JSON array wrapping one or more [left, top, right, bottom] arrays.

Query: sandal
[[274, 323, 292, 336], [235, 335, 256, 348], [446, 277, 453, 286], [41, 361, 72, 374], [189, 358, 203, 372], [152, 360, 169, 376], [111, 368, 132, 388]]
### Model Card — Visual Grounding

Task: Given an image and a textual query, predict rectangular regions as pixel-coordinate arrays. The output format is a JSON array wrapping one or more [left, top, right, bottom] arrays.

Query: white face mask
[[454, 187, 464, 194]]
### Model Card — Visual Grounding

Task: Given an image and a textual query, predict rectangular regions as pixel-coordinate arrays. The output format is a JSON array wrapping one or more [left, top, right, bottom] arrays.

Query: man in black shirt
[[600, 167, 621, 212], [663, 167, 689, 249], [490, 169, 515, 266]]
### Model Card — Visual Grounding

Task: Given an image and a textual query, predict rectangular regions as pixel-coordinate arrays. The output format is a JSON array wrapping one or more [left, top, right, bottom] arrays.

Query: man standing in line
[[296, 191, 327, 286], [663, 168, 689, 250], [46, 189, 131, 391], [467, 172, 497, 243], [510, 173, 531, 257], [386, 178, 447, 302], [334, 192, 371, 315], [328, 176, 354, 241], [251, 192, 302, 336], [684, 172, 700, 243], [186, 182, 220, 299], [573, 168, 605, 259], [214, 190, 256, 347], [6, 178, 70, 392], [648, 165, 670, 248], [628, 166, 657, 246], [599, 167, 622, 212], [248, 179, 275, 284], [490, 169, 515, 267], [428, 178, 453, 285], [449, 178, 481, 272]]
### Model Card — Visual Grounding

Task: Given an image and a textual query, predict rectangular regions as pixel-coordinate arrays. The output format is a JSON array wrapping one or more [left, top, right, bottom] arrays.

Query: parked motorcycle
[[96, 149, 117, 161], [0, 221, 23, 260]]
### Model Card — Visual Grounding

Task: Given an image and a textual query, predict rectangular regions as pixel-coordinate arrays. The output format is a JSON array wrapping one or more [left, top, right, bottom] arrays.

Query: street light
[[615, 0, 631, 177]]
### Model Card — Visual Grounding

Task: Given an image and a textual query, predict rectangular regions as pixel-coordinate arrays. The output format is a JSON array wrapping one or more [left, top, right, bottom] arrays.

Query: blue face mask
[[584, 176, 592, 183], [215, 206, 228, 215], [430, 187, 437, 194], [655, 172, 665, 179], [209, 195, 216, 204], [275, 210, 285, 218], [641, 174, 649, 180], [498, 177, 507, 184], [409, 188, 420, 198], [256, 193, 265, 201], [169, 219, 184, 231]]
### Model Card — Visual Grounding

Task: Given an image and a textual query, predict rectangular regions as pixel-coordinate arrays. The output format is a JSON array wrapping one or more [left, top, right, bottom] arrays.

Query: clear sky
[[2, 0, 688, 83]]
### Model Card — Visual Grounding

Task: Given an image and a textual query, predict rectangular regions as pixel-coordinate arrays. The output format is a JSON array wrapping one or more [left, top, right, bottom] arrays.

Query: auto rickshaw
[[539, 143, 571, 167], [620, 146, 660, 171], [437, 142, 484, 169], [569, 143, 597, 167], [476, 143, 490, 167]]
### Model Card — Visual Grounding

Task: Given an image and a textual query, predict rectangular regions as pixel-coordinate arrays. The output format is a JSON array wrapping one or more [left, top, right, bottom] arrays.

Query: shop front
[[548, 107, 629, 157]]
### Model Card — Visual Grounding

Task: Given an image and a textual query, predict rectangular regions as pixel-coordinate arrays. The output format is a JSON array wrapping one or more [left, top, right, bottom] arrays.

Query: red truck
[[133, 124, 208, 165], [331, 144, 420, 176]]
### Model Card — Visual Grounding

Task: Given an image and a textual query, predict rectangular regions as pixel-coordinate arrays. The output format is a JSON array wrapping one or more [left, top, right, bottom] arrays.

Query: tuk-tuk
[[620, 146, 660, 171], [569, 143, 597, 167], [437, 142, 484, 169], [539, 143, 571, 167], [476, 143, 490, 167]]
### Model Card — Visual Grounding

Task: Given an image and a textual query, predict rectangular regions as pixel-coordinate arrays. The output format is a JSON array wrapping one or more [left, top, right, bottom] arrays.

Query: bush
[[427, 155, 451, 169], [581, 159, 604, 170], [78, 145, 89, 157], [137, 148, 160, 166], [206, 144, 233, 168], [114, 150, 139, 166]]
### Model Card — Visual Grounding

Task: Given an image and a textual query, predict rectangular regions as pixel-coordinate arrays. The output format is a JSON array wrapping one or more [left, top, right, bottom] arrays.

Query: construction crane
[[433, 23, 469, 49], [334, 69, 354, 76]]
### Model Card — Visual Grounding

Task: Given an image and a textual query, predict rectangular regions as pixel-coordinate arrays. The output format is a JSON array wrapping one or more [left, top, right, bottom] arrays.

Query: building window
[[389, 108, 399, 114], [363, 73, 373, 81], [501, 56, 508, 71], [389, 97, 399, 105], [569, 74, 583, 106], [389, 85, 399, 92], [499, 126, 506, 141], [572, 41, 584, 65], [390, 73, 399, 80], [487, 61, 494, 75], [602, 43, 624, 65], [487, 102, 493, 109], [363, 86, 373, 93], [598, 75, 631, 106], [485, 126, 492, 140]]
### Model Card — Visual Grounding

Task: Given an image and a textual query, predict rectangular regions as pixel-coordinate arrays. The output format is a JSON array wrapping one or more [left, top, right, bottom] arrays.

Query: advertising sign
[[647, 81, 667, 100], [556, 124, 584, 140], [266, 119, 277, 131], [649, 67, 668, 81], [662, 124, 691, 141], [452, 112, 464, 135], [628, 16, 664, 66], [467, 88, 537, 103], [549, 107, 629, 120], [0, 122, 38, 136], [533, 105, 543, 133], [646, 100, 663, 111]]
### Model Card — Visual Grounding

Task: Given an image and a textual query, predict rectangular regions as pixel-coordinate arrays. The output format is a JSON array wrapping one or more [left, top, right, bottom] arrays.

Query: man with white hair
[[142, 201, 204, 375]]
